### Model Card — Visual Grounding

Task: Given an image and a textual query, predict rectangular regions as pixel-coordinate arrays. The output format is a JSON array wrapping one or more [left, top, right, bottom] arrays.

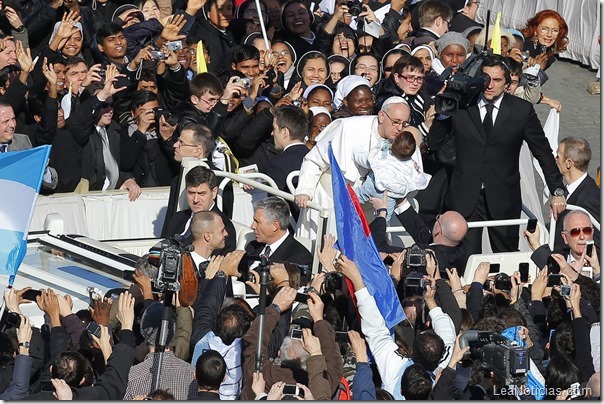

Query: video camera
[[434, 50, 491, 116], [459, 331, 528, 386], [152, 237, 194, 292]]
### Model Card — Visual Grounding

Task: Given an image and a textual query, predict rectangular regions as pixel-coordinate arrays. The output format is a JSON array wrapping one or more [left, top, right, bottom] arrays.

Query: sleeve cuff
[[394, 200, 411, 215], [354, 287, 370, 301], [255, 393, 268, 400]]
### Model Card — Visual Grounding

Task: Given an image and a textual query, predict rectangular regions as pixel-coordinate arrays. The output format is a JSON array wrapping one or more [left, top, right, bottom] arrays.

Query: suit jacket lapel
[[491, 95, 512, 139], [468, 104, 487, 142]]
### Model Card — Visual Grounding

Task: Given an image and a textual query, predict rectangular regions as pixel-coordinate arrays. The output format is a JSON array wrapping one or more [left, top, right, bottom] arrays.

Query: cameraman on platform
[[427, 54, 566, 256]]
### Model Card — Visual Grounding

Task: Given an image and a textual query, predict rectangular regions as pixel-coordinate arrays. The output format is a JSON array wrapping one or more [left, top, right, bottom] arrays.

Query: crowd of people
[[0, 0, 600, 400]]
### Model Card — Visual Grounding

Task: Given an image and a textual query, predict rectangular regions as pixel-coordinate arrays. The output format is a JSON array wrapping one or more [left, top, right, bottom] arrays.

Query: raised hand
[[5, 6, 24, 30], [205, 255, 225, 280], [81, 63, 102, 88], [160, 13, 187, 41], [317, 234, 339, 273], [117, 291, 135, 330], [301, 327, 322, 356], [15, 40, 33, 73], [51, 379, 73, 400], [42, 59, 58, 86], [56, 10, 81, 40], [90, 297, 111, 326], [306, 291, 324, 322], [91, 325, 113, 363], [472, 262, 490, 285]]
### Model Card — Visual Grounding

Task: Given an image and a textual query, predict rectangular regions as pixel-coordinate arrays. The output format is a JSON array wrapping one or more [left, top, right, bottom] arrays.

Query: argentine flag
[[0, 146, 51, 285]]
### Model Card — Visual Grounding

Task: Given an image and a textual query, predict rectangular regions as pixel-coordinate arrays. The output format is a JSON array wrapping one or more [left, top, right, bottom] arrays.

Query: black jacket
[[448, 13, 482, 35], [263, 144, 308, 192], [191, 17, 236, 76], [554, 174, 600, 253], [161, 206, 236, 257], [395, 206, 468, 276], [67, 94, 135, 190], [428, 94, 564, 220], [245, 233, 313, 268]]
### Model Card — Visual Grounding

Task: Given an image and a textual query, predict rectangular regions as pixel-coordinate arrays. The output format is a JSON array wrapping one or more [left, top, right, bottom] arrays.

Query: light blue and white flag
[[0, 146, 51, 285]]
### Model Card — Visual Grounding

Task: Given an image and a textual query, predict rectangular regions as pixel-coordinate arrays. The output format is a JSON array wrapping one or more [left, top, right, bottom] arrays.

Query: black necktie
[[261, 245, 271, 258], [483, 103, 494, 139], [0, 144, 7, 153]]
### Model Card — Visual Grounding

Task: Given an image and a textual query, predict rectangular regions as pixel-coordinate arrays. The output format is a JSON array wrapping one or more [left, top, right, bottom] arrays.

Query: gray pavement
[[533, 58, 601, 180], [529, 58, 601, 220]]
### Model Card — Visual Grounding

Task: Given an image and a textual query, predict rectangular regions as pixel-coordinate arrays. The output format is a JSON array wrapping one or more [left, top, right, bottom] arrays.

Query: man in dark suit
[[263, 105, 309, 220], [428, 55, 567, 255], [161, 165, 236, 256], [405, 0, 452, 48], [245, 196, 312, 268], [394, 198, 469, 275], [553, 137, 600, 253]]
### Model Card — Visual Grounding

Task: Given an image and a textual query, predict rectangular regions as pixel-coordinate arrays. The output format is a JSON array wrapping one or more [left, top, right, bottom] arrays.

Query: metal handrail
[[385, 203, 548, 247], [286, 170, 300, 195]]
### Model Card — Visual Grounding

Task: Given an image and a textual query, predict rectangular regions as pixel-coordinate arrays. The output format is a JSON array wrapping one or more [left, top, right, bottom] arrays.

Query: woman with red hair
[[521, 9, 569, 71]]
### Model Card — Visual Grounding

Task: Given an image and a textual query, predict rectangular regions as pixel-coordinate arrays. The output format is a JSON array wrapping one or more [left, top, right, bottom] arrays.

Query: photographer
[[338, 254, 455, 398], [427, 54, 566, 256], [394, 196, 468, 275], [0, 313, 33, 400], [240, 287, 343, 400]]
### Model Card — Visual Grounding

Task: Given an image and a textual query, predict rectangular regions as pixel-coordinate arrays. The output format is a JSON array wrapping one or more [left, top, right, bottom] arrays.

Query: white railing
[[386, 203, 548, 248]]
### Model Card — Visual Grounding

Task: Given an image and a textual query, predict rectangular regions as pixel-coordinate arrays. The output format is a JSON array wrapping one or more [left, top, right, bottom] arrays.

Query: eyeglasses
[[356, 64, 378, 72], [176, 139, 198, 148], [441, 16, 451, 25], [382, 110, 410, 128], [564, 227, 593, 238], [271, 50, 290, 57], [539, 26, 560, 35], [101, 102, 114, 109], [399, 74, 425, 84], [199, 97, 220, 107]]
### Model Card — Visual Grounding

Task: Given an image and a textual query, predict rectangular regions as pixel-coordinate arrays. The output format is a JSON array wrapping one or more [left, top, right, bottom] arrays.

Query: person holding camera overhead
[[428, 54, 566, 256]]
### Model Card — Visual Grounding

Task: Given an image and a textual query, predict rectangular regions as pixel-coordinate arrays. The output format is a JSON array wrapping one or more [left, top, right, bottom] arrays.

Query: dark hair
[[139, 70, 158, 84], [148, 388, 175, 400], [96, 22, 124, 45], [391, 131, 416, 160], [392, 54, 424, 76], [64, 56, 87, 70], [478, 293, 500, 318], [181, 124, 215, 158], [505, 56, 523, 77], [52, 351, 92, 387], [232, 44, 260, 64], [460, 308, 474, 332], [195, 350, 227, 391], [545, 354, 582, 399], [214, 305, 252, 345], [79, 82, 105, 104], [549, 321, 575, 358], [306, 85, 332, 101], [297, 51, 328, 78], [350, 52, 379, 76], [130, 90, 158, 111], [281, 0, 311, 33], [497, 307, 527, 328], [375, 388, 395, 400], [27, 91, 47, 117], [411, 331, 444, 372], [273, 105, 309, 142], [400, 363, 432, 399], [381, 48, 410, 74], [481, 54, 512, 84], [190, 72, 224, 98], [472, 316, 505, 333], [0, 65, 17, 90], [185, 165, 217, 189], [204, 0, 234, 16]]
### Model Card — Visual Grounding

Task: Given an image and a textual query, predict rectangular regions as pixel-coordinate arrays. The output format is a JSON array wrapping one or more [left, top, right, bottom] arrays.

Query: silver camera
[[166, 41, 183, 51], [237, 77, 251, 88], [560, 285, 571, 297], [150, 50, 166, 60]]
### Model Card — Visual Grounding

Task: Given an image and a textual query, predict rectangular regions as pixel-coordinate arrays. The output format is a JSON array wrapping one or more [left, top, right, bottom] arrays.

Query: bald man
[[395, 197, 469, 276], [190, 211, 228, 269]]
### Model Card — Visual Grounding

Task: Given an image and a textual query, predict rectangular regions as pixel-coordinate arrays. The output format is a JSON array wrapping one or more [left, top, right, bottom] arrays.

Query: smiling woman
[[297, 51, 329, 87]]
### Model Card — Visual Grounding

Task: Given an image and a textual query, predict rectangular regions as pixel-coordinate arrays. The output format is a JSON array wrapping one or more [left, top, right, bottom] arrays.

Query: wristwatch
[[19, 341, 30, 349], [214, 270, 227, 279], [553, 188, 566, 197], [374, 208, 388, 216]]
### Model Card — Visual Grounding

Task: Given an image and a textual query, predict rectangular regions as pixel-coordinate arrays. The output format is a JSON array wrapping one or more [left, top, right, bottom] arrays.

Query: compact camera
[[150, 50, 166, 60]]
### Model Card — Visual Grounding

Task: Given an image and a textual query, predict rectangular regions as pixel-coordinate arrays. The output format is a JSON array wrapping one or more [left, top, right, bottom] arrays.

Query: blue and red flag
[[329, 144, 405, 329]]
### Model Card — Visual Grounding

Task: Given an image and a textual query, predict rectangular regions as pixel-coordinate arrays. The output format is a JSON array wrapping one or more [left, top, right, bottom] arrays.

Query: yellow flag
[[490, 11, 502, 55], [196, 41, 208, 74]]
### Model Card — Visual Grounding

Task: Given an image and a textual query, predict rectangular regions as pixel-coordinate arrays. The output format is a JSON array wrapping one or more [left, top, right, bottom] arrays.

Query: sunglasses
[[564, 227, 593, 237], [101, 102, 114, 109]]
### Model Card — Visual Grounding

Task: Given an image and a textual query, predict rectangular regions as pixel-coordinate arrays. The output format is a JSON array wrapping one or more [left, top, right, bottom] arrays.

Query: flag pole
[[254, 0, 271, 51]]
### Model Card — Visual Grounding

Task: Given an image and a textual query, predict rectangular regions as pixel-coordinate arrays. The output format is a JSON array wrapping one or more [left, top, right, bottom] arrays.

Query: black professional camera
[[435, 50, 490, 116], [493, 273, 512, 292], [346, 0, 362, 16], [459, 331, 528, 386], [153, 107, 178, 126], [154, 237, 193, 292], [405, 271, 430, 288], [324, 271, 343, 294], [405, 244, 428, 268]]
